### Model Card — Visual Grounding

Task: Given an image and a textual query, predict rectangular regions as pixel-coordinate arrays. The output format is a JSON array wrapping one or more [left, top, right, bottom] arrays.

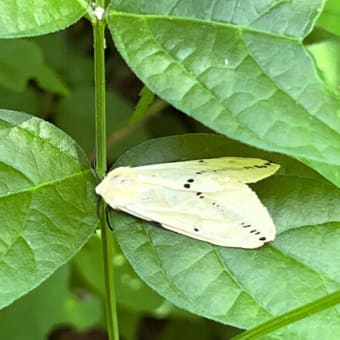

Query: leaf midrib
[[0, 169, 93, 199], [107, 10, 301, 41]]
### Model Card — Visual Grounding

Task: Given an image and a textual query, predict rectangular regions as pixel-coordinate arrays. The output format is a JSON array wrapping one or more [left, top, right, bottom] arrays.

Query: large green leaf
[[109, 134, 340, 339], [0, 0, 89, 38], [106, 0, 340, 187], [0, 109, 98, 309]]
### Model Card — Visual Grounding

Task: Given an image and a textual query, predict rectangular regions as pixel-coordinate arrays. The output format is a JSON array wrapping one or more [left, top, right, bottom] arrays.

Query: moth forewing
[[134, 157, 280, 186], [96, 157, 279, 249]]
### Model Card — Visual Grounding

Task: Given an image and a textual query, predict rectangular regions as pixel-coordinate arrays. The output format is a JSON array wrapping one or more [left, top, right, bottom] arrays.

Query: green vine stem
[[93, 1, 119, 339], [231, 289, 340, 339]]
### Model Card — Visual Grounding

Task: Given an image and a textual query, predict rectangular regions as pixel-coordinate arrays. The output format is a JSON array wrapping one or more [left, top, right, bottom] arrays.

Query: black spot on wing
[[239, 223, 269, 243], [193, 227, 199, 232], [244, 161, 274, 169], [184, 178, 195, 189], [195, 192, 204, 198], [237, 221, 270, 242], [256, 161, 274, 168]]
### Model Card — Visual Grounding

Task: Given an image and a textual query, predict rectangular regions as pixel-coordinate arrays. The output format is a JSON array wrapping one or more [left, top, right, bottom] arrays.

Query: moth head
[[95, 166, 138, 208]]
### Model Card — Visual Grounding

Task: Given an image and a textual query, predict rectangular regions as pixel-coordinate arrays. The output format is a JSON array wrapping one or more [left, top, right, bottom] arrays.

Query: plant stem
[[231, 290, 340, 340], [93, 2, 119, 339]]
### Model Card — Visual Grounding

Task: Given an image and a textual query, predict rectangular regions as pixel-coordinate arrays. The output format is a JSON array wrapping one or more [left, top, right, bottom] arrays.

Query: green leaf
[[160, 318, 241, 340], [117, 308, 142, 340], [106, 0, 340, 187], [0, 109, 98, 309], [73, 234, 184, 316], [33, 34, 94, 87], [307, 35, 340, 93], [231, 290, 340, 340], [0, 86, 39, 115], [0, 265, 103, 340], [0, 39, 68, 95], [316, 0, 340, 37], [108, 0, 322, 37], [109, 133, 340, 338], [129, 86, 155, 124], [0, 0, 89, 38]]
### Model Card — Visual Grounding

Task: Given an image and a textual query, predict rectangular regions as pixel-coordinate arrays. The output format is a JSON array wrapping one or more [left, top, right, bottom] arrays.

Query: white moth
[[96, 157, 280, 249]]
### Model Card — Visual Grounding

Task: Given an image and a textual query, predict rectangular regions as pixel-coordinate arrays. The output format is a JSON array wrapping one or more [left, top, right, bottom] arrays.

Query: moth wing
[[134, 157, 279, 192], [115, 181, 275, 249]]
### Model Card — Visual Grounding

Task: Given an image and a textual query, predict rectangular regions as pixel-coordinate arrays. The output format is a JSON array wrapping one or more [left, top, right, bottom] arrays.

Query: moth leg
[[105, 205, 113, 231], [96, 195, 113, 231]]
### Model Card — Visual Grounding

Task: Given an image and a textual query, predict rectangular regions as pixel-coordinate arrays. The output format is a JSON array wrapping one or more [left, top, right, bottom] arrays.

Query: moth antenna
[[96, 195, 101, 218]]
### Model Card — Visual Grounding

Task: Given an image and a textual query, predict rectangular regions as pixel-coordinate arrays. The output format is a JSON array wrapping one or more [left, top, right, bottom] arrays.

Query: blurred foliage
[[1, 1, 340, 339]]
